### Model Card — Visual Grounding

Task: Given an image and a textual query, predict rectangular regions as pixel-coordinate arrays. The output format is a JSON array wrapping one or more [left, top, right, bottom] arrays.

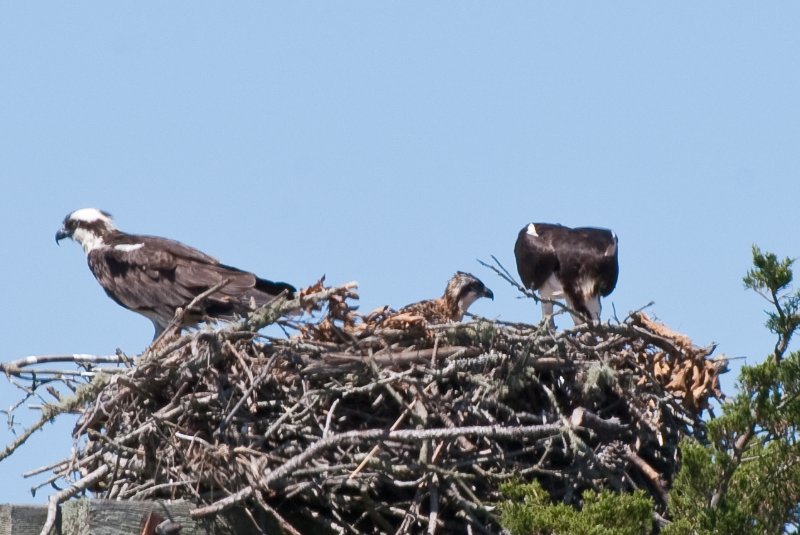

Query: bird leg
[[540, 300, 557, 330]]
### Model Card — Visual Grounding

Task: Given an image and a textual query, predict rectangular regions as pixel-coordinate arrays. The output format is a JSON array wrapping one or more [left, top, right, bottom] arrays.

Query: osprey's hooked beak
[[484, 287, 494, 300], [55, 227, 70, 244]]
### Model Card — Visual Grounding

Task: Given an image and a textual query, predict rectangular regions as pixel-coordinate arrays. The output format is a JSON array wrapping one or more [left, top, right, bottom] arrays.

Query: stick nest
[[10, 280, 726, 534]]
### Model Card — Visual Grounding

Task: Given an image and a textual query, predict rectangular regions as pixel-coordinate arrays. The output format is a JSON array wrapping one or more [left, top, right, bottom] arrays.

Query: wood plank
[[0, 504, 52, 535], [60, 499, 262, 535]]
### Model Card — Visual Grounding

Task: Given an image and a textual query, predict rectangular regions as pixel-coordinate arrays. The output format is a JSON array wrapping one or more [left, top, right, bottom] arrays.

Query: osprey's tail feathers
[[203, 276, 295, 320], [212, 263, 296, 302], [254, 277, 296, 300]]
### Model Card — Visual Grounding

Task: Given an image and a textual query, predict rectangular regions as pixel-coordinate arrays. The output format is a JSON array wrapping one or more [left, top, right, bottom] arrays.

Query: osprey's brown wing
[[87, 233, 294, 330], [558, 227, 619, 298], [513, 224, 561, 291]]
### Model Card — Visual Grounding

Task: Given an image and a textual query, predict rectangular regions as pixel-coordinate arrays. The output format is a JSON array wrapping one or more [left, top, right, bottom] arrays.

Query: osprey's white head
[[56, 208, 117, 253]]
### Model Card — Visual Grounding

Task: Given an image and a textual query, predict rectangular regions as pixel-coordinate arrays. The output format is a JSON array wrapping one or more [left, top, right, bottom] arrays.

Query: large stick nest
[[8, 280, 726, 534]]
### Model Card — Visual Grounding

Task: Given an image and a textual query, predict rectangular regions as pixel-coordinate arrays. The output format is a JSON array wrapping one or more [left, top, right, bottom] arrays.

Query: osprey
[[514, 223, 618, 325], [56, 208, 296, 338], [397, 272, 494, 324]]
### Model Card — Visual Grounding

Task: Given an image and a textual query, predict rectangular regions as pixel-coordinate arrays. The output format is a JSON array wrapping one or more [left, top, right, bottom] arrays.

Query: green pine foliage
[[742, 246, 800, 355], [663, 439, 754, 535], [499, 481, 654, 535], [665, 245, 800, 534]]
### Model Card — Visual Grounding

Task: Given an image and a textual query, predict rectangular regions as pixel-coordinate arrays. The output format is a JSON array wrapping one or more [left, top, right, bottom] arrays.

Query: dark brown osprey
[[397, 272, 494, 324], [514, 223, 618, 325], [56, 208, 296, 338]]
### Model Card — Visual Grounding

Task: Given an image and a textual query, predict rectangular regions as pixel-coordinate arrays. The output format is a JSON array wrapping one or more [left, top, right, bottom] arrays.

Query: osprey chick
[[397, 272, 494, 324], [514, 222, 618, 326], [56, 208, 296, 338]]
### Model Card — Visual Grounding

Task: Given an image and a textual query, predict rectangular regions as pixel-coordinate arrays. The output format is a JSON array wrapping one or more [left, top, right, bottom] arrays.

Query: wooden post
[[0, 500, 265, 535], [0, 504, 52, 535], [61, 499, 260, 535]]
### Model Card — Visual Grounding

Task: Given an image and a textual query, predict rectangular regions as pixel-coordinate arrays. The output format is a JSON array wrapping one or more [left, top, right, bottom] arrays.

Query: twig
[[323, 398, 340, 439], [40, 464, 110, 535], [348, 399, 417, 480], [253, 490, 303, 535], [0, 354, 124, 375], [0, 375, 109, 462], [151, 278, 233, 346]]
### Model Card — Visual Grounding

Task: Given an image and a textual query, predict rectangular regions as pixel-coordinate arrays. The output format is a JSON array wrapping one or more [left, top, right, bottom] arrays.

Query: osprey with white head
[[56, 208, 296, 339]]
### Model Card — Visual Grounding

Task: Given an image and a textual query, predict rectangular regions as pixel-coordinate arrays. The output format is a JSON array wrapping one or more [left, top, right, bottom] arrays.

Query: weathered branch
[[0, 374, 110, 463], [0, 354, 125, 376], [40, 464, 111, 535]]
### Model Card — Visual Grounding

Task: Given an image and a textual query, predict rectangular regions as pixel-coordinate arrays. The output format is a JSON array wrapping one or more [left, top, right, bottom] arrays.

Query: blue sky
[[1, 3, 798, 505]]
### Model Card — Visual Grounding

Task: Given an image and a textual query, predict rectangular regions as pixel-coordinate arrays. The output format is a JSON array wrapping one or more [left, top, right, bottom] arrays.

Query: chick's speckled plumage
[[397, 272, 493, 324]]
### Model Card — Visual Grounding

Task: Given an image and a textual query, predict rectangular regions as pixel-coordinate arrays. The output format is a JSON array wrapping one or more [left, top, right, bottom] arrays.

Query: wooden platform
[[0, 499, 262, 535]]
